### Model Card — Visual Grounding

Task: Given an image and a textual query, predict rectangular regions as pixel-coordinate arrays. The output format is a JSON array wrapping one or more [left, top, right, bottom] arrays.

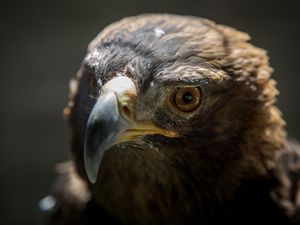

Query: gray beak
[[83, 76, 177, 184], [84, 92, 128, 183]]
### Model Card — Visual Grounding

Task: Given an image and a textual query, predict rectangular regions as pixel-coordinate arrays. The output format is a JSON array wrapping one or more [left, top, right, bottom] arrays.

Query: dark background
[[1, 0, 299, 224]]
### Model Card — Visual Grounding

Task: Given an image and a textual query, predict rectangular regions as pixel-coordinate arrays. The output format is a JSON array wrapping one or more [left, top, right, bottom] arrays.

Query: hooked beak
[[84, 76, 176, 183]]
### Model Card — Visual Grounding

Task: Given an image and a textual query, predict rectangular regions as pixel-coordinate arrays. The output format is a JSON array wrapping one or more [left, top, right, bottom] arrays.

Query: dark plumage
[[43, 14, 300, 225]]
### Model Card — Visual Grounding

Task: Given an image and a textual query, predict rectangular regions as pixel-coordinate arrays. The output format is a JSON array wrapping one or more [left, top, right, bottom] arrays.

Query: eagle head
[[64, 14, 286, 224]]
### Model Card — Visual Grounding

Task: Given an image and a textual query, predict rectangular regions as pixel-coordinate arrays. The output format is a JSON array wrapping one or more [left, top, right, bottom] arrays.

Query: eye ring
[[172, 87, 201, 112]]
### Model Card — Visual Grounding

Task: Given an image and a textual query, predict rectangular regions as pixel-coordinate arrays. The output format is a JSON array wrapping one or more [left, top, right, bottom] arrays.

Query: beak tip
[[84, 155, 98, 184], [88, 174, 97, 184]]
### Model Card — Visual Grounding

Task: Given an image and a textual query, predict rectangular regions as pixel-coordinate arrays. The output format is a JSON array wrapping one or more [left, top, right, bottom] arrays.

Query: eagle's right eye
[[172, 87, 201, 112], [87, 72, 100, 98]]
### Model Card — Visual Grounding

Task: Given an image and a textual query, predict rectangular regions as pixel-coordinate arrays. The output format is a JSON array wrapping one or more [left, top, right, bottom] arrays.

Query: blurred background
[[0, 0, 299, 224]]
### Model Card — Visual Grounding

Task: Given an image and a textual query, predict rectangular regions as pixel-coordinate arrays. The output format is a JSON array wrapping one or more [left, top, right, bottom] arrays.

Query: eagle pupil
[[183, 92, 193, 104]]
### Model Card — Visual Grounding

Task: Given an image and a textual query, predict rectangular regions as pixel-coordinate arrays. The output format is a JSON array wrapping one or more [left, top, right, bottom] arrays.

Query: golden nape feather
[[43, 14, 300, 225]]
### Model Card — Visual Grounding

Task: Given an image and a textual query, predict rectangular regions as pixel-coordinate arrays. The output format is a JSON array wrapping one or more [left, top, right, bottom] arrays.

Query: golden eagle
[[42, 14, 300, 225]]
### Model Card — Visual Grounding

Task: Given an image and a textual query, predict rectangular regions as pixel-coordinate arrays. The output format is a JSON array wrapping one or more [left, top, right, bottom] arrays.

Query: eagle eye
[[87, 72, 100, 98], [172, 87, 201, 112]]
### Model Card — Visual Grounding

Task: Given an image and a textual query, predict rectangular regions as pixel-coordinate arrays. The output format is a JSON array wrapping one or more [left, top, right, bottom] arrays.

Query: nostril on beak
[[122, 105, 132, 119]]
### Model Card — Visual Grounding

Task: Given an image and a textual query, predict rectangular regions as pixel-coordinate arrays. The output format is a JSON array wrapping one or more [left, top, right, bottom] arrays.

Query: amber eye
[[173, 87, 201, 112]]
